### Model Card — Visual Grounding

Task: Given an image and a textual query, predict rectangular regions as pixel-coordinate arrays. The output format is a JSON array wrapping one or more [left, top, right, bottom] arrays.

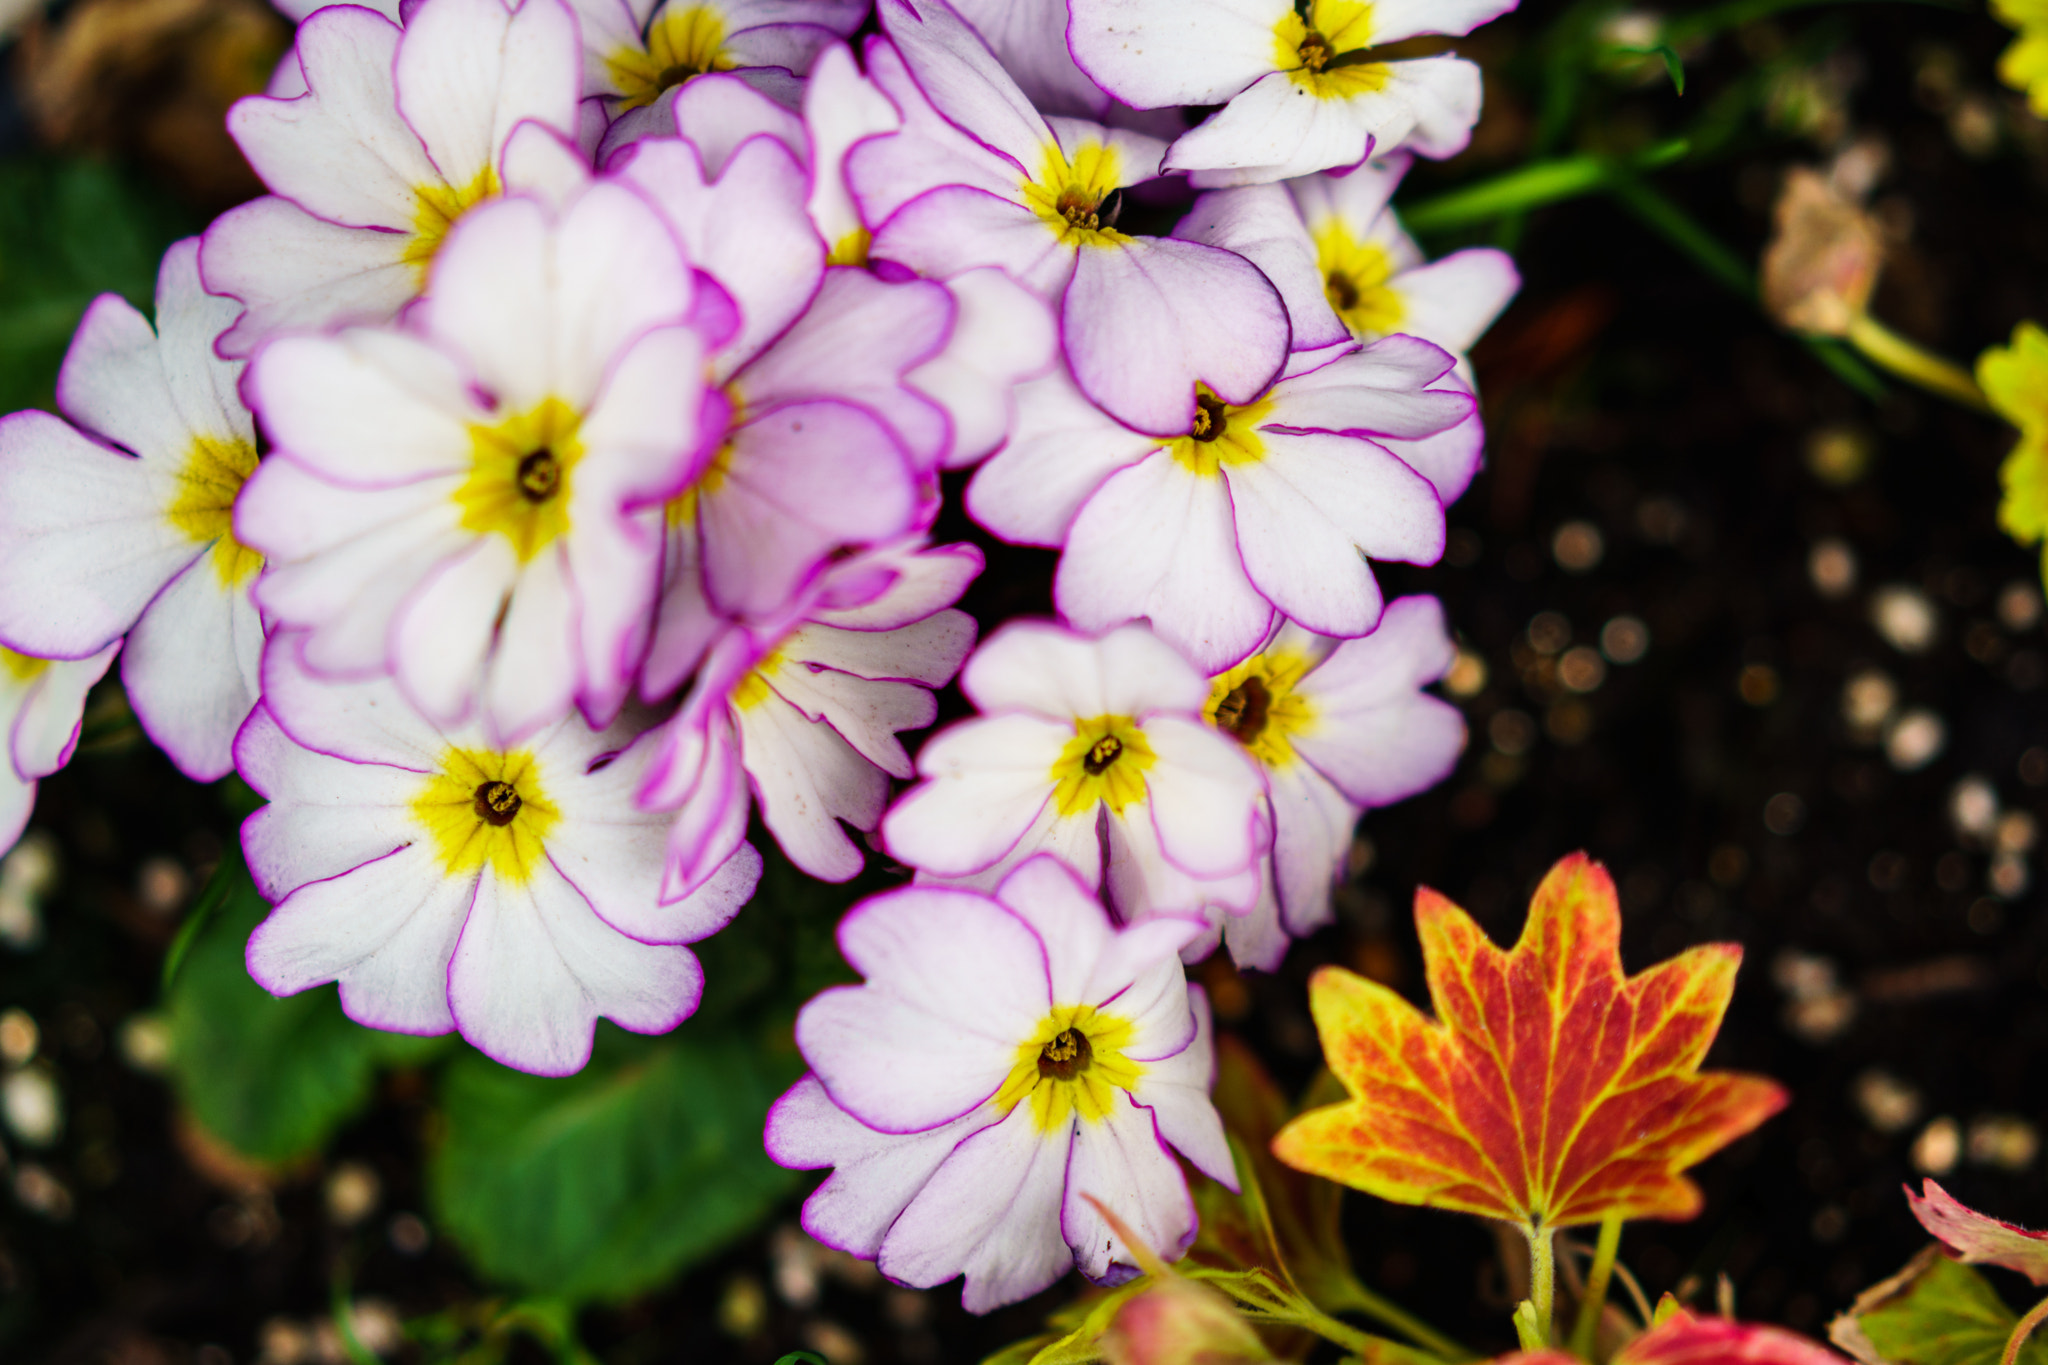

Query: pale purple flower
[[1068, 0, 1513, 185], [237, 183, 708, 742], [202, 0, 586, 356], [1199, 599, 1464, 968], [849, 0, 1290, 437], [767, 854, 1233, 1311], [882, 621, 1268, 931], [242, 639, 756, 1075], [970, 339, 1469, 672], [640, 540, 980, 900], [0, 240, 262, 780], [570, 0, 867, 116]]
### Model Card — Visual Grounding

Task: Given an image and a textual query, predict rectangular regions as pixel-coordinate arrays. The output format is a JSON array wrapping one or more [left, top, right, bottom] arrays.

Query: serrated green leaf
[[427, 1022, 802, 1303], [163, 854, 447, 1163], [1842, 1251, 2048, 1365], [0, 155, 196, 413]]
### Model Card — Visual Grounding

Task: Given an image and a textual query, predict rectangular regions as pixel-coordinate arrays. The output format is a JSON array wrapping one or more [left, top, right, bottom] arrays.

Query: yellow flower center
[[1022, 139, 1128, 248], [1, 648, 49, 684], [730, 647, 784, 710], [827, 227, 872, 268], [1313, 224, 1405, 337], [994, 1005, 1144, 1130], [607, 5, 731, 110], [1049, 715, 1155, 816], [454, 397, 583, 563], [1205, 648, 1317, 768], [1169, 385, 1276, 477], [167, 434, 263, 588], [403, 165, 502, 285], [411, 746, 561, 884], [1274, 0, 1391, 97]]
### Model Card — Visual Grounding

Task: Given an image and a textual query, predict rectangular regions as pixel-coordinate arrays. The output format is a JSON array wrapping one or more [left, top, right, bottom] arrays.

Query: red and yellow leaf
[[1272, 852, 1788, 1231]]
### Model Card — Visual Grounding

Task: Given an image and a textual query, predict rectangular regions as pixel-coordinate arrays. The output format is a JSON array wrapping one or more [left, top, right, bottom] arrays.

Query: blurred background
[[3, 0, 2048, 1358]]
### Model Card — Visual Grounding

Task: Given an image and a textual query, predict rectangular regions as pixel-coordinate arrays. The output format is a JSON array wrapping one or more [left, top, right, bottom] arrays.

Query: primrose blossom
[[850, 0, 1291, 437], [769, 854, 1233, 1310], [569, 0, 866, 115], [883, 621, 1268, 934], [971, 337, 1470, 672], [203, 0, 585, 355], [242, 639, 758, 1076], [640, 541, 981, 900], [1068, 0, 1512, 186], [237, 182, 711, 744], [0, 647, 121, 854], [0, 240, 264, 780], [1199, 599, 1464, 968]]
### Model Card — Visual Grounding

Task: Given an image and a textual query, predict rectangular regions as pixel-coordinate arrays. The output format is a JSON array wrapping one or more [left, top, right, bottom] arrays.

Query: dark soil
[[8, 0, 2048, 1359]]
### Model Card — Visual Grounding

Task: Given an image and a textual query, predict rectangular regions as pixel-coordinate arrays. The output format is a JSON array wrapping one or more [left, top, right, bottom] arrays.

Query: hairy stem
[[1526, 1223, 1558, 1347], [2004, 1294, 2048, 1365], [1322, 1272, 1478, 1360], [1569, 1214, 1624, 1360]]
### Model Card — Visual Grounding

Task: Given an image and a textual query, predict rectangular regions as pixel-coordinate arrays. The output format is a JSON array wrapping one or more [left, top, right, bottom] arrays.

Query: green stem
[[1322, 1272, 1479, 1360], [2004, 1294, 2048, 1365], [1526, 1223, 1558, 1348], [1569, 1215, 1624, 1360], [1287, 1301, 1446, 1365], [1844, 314, 1993, 412], [1398, 141, 1689, 235]]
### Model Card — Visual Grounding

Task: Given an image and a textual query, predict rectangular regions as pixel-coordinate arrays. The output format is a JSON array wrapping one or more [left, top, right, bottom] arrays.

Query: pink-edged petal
[[1222, 864, 1288, 971], [959, 619, 1211, 720], [499, 119, 595, 206], [1286, 154, 1410, 236], [875, 0, 1052, 173], [258, 633, 453, 770], [248, 329, 477, 487], [798, 884, 1047, 1131], [871, 185, 1076, 297], [234, 708, 428, 901], [1363, 0, 1517, 44], [387, 535, 520, 726], [735, 688, 887, 880], [1265, 757, 1354, 939], [1055, 453, 1274, 675], [10, 647, 120, 779], [804, 42, 904, 246], [0, 771, 31, 857], [397, 0, 581, 192], [1063, 1094, 1197, 1279], [123, 561, 262, 781], [1360, 55, 1484, 161], [848, 34, 1033, 226], [791, 611, 974, 690], [769, 1074, 993, 1257], [1064, 236, 1288, 437], [879, 1102, 1075, 1311], [882, 713, 1068, 875], [667, 70, 808, 177], [1290, 595, 1464, 806], [245, 841, 469, 1036], [1140, 713, 1265, 880], [765, 661, 930, 778], [1905, 1179, 2048, 1285], [1379, 392, 1484, 505], [735, 268, 953, 463], [992, 854, 1199, 1038], [449, 859, 704, 1075], [917, 267, 1058, 470], [1105, 799, 1259, 924], [1390, 247, 1521, 353], [1131, 986, 1233, 1182], [479, 547, 583, 742], [1175, 183, 1350, 356], [701, 399, 919, 616], [228, 6, 428, 227], [652, 709, 754, 902], [805, 538, 980, 629], [0, 413, 195, 659], [966, 366, 1155, 546], [1066, 0, 1286, 108], [615, 136, 825, 376], [1165, 70, 1374, 188], [200, 198, 417, 357], [1269, 334, 1465, 434], [954, 0, 1114, 117]]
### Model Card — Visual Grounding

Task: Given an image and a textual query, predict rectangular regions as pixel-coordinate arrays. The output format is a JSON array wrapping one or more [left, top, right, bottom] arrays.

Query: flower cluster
[[0, 0, 1518, 1308]]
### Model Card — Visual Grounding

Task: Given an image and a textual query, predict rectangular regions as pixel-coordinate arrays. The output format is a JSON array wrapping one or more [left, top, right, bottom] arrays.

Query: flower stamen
[[517, 450, 561, 503], [1038, 1027, 1093, 1080], [473, 779, 523, 826]]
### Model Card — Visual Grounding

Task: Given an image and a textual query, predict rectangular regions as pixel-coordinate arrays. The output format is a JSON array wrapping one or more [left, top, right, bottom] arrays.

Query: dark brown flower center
[[1326, 269, 1361, 311], [1215, 676, 1272, 744], [517, 450, 561, 502], [1084, 735, 1124, 774], [473, 780, 523, 826], [1299, 29, 1333, 71], [1191, 392, 1231, 443], [1037, 1028, 1094, 1081], [653, 62, 703, 93]]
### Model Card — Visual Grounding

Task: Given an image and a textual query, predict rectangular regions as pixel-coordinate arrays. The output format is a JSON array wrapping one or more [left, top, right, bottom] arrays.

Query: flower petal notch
[[1272, 851, 1787, 1232]]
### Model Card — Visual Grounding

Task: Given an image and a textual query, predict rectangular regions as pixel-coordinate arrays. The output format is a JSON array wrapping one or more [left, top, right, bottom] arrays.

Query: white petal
[[1065, 0, 1286, 107], [1265, 758, 1355, 938], [881, 714, 1068, 876], [1140, 714, 1265, 880], [965, 366, 1155, 546], [10, 647, 119, 779], [235, 708, 428, 901], [396, 0, 581, 191], [1064, 1095, 1197, 1280], [1165, 70, 1374, 186], [123, 560, 261, 781], [1130, 987, 1233, 1181], [1174, 183, 1350, 355], [736, 689, 886, 880]]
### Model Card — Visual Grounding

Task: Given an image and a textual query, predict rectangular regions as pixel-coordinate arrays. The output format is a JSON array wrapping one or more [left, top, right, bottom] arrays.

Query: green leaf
[[1837, 1249, 2048, 1365], [428, 1022, 803, 1303], [0, 156, 197, 413], [1605, 42, 1686, 94], [163, 853, 447, 1163]]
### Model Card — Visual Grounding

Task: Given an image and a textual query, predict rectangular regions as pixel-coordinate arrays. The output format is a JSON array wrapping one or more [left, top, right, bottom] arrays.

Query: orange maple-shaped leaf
[[1272, 852, 1788, 1231]]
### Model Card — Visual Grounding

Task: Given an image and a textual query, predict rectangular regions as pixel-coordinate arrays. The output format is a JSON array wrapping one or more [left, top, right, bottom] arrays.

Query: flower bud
[[1103, 1277, 1274, 1365], [1761, 168, 1883, 336]]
